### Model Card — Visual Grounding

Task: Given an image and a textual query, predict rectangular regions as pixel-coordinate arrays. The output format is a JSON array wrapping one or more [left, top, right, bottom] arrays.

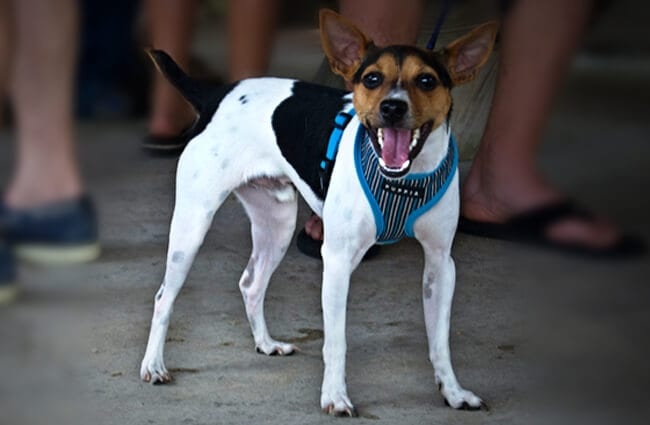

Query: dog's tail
[[147, 48, 223, 115]]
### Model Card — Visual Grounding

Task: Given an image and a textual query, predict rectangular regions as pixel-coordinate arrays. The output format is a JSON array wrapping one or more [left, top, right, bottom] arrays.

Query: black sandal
[[458, 201, 646, 259], [142, 121, 197, 156]]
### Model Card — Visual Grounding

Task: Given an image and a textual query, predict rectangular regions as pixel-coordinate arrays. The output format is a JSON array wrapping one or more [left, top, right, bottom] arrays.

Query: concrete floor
[[1, 12, 650, 425]]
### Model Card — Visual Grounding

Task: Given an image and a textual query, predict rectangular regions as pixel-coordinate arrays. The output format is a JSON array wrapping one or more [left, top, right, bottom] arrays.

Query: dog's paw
[[255, 340, 297, 356], [321, 397, 359, 418], [440, 385, 485, 410], [321, 394, 357, 417], [140, 358, 172, 384]]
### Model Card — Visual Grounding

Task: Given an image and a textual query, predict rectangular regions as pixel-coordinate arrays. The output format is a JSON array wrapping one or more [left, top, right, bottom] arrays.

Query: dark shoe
[[142, 122, 197, 156], [0, 236, 17, 304], [457, 201, 646, 259], [142, 132, 190, 156], [1, 195, 100, 265], [296, 228, 381, 261]]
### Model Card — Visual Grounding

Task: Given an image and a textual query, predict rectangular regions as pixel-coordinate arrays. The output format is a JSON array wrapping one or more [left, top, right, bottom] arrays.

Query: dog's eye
[[362, 72, 384, 89], [415, 73, 437, 91]]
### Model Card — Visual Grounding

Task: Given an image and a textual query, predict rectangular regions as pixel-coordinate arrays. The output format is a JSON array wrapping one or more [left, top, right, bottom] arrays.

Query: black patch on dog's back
[[187, 82, 240, 139], [272, 81, 350, 199]]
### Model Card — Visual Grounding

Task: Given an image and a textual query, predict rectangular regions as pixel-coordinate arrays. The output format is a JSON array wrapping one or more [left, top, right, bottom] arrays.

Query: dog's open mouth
[[367, 121, 434, 178]]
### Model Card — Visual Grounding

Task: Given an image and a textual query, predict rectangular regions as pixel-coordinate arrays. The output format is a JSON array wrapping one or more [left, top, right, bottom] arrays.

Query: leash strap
[[426, 0, 453, 50], [319, 108, 356, 194]]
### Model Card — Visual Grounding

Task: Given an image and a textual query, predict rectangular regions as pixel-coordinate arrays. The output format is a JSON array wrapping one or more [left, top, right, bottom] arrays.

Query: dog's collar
[[354, 125, 458, 244]]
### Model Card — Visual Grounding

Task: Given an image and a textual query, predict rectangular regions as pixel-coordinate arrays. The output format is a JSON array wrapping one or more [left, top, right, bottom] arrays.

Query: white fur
[[140, 76, 482, 413]]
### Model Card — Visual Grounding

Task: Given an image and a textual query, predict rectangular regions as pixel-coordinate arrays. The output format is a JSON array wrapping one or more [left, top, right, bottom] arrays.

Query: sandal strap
[[507, 201, 593, 236]]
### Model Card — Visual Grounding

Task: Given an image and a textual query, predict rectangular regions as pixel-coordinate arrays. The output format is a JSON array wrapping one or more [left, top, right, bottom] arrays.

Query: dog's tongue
[[381, 128, 411, 169]]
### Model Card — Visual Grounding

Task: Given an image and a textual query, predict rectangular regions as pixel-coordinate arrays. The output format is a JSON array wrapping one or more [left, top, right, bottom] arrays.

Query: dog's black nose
[[380, 99, 408, 124]]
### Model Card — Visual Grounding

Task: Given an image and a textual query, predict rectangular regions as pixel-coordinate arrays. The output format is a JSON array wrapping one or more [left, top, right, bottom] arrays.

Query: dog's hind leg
[[419, 242, 484, 409], [140, 204, 218, 383], [141, 144, 236, 383], [235, 179, 298, 355]]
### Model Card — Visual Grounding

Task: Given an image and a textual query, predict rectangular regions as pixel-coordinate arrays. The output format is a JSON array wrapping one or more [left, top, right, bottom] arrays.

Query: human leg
[[460, 0, 634, 252], [227, 0, 279, 81], [146, 0, 198, 139], [339, 0, 423, 47], [145, 0, 278, 152], [0, 0, 11, 128], [5, 0, 81, 209], [2, 0, 99, 265]]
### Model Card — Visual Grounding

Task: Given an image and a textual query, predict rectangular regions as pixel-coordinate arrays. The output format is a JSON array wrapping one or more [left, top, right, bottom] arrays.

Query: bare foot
[[304, 214, 324, 241], [148, 70, 197, 138], [148, 100, 196, 137], [461, 160, 622, 250]]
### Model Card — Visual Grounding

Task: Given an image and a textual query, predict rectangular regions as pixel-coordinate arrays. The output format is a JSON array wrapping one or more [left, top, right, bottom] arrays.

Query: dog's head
[[320, 9, 498, 177]]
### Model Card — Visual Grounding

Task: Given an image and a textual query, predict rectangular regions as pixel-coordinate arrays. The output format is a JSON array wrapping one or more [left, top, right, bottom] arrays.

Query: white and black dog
[[141, 9, 497, 416]]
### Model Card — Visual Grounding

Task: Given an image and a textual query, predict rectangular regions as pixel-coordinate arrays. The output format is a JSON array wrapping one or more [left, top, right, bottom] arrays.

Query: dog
[[140, 9, 497, 416]]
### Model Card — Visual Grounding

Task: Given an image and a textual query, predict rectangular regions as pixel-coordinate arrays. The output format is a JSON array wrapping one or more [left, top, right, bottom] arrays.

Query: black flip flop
[[142, 121, 197, 156], [457, 201, 646, 259], [296, 229, 381, 261]]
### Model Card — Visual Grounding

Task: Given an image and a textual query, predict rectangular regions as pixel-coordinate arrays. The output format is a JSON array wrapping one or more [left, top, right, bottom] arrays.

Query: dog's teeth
[[378, 158, 411, 173], [377, 128, 384, 148], [410, 129, 420, 150]]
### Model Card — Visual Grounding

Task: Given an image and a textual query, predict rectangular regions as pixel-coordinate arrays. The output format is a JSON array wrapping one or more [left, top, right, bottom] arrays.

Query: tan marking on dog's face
[[352, 51, 451, 131], [401, 55, 452, 129], [352, 54, 399, 127]]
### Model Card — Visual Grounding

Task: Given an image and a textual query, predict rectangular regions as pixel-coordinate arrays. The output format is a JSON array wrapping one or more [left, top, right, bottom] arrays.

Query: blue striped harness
[[320, 109, 458, 245]]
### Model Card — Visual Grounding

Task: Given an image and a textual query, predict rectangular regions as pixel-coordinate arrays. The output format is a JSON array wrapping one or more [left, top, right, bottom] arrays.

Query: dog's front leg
[[320, 235, 369, 417], [320, 249, 356, 417], [420, 244, 484, 409]]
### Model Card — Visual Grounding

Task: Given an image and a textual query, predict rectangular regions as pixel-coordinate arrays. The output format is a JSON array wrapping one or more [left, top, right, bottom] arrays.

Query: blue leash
[[426, 0, 453, 50]]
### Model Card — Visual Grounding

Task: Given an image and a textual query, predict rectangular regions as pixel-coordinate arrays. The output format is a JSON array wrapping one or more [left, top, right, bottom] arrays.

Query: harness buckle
[[319, 108, 356, 196], [319, 159, 334, 195]]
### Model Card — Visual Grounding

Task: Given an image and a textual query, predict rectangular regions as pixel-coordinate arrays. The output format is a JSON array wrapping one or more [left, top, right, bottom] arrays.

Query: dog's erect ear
[[443, 21, 499, 86], [319, 9, 371, 82]]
